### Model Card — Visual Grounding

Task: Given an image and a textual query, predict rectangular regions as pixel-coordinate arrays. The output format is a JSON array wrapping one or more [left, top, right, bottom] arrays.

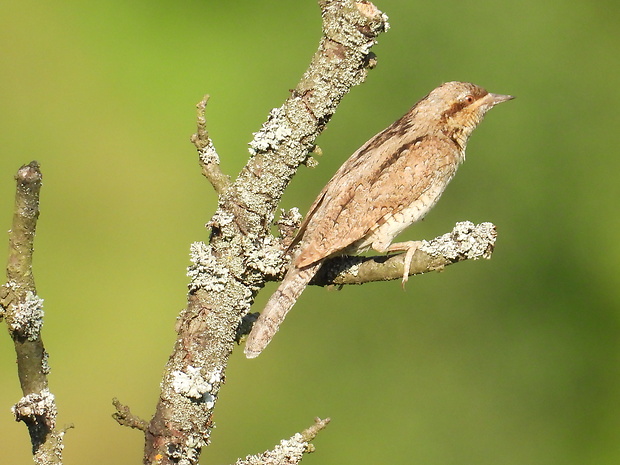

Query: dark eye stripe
[[440, 88, 488, 120]]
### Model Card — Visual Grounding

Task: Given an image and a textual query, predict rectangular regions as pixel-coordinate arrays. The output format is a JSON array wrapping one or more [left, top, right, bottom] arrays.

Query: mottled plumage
[[245, 81, 513, 358]]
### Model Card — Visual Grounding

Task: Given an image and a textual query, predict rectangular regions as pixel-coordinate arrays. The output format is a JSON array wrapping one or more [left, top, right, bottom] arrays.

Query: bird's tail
[[245, 261, 322, 358]]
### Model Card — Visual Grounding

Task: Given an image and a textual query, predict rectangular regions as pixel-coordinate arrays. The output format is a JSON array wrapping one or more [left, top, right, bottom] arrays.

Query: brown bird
[[245, 81, 513, 358]]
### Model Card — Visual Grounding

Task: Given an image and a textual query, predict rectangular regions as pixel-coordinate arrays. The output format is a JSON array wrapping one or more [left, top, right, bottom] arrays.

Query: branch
[[234, 418, 330, 465], [1, 161, 65, 464], [142, 1, 389, 464], [112, 398, 149, 432], [313, 221, 497, 285], [191, 95, 231, 194]]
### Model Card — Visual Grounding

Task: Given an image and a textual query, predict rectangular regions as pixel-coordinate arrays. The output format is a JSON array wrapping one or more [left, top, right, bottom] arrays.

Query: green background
[[1, 0, 619, 464]]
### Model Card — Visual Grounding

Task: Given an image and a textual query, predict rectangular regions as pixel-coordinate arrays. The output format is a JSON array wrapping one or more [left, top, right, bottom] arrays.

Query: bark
[[1, 161, 65, 464], [141, 2, 390, 464]]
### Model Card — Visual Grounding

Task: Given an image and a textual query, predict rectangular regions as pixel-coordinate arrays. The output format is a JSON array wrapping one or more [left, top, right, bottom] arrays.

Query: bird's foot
[[385, 240, 422, 288]]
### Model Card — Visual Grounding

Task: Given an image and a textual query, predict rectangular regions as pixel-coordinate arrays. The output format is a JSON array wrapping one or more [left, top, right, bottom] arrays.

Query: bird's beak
[[486, 93, 515, 107]]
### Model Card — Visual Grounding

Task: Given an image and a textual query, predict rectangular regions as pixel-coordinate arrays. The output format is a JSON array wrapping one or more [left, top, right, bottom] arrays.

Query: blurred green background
[[1, 0, 619, 464]]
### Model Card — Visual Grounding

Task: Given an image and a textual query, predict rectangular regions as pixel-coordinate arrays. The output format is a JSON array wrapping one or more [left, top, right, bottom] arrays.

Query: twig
[[1, 161, 65, 464], [112, 398, 149, 432], [299, 417, 331, 443], [234, 418, 330, 465], [191, 95, 231, 194]]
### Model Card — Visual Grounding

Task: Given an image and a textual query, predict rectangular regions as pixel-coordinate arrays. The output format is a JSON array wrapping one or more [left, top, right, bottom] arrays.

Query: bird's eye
[[465, 95, 474, 104]]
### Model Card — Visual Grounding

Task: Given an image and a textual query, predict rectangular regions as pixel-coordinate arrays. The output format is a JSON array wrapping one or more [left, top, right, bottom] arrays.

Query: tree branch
[[234, 418, 330, 465], [1, 161, 65, 464], [142, 1, 389, 464], [191, 94, 231, 195], [112, 398, 149, 432], [313, 221, 497, 285]]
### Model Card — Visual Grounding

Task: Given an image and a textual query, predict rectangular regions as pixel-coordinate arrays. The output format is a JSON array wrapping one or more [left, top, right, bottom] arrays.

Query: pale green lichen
[[187, 242, 229, 292], [235, 433, 310, 465], [418, 221, 497, 260], [198, 139, 220, 165], [167, 433, 207, 465], [9, 291, 44, 341], [12, 388, 57, 427], [171, 366, 222, 408], [277, 207, 302, 234], [248, 107, 292, 156], [245, 235, 285, 278], [42, 349, 51, 375]]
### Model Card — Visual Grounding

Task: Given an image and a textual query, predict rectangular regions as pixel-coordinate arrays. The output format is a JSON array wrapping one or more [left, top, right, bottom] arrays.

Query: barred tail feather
[[245, 261, 323, 358]]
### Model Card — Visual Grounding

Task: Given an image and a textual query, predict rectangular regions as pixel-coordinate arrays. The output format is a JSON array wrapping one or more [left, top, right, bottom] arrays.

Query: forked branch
[[143, 1, 389, 464]]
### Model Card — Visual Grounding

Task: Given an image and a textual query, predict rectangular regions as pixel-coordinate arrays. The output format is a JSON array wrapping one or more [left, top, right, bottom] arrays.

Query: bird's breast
[[348, 166, 458, 253]]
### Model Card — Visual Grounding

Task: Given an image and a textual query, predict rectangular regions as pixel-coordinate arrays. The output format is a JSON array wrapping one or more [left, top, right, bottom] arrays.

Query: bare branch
[[313, 221, 497, 285], [112, 398, 149, 432], [234, 418, 330, 465], [299, 417, 331, 443], [143, 1, 389, 463], [191, 95, 231, 194], [233, 222, 497, 341], [1, 161, 65, 464]]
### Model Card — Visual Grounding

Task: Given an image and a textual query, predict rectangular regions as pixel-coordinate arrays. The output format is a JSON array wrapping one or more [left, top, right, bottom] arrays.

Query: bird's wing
[[294, 134, 460, 268], [290, 111, 417, 250]]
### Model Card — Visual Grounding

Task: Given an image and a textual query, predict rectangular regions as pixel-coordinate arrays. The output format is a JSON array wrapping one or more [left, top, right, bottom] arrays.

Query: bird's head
[[419, 81, 513, 150]]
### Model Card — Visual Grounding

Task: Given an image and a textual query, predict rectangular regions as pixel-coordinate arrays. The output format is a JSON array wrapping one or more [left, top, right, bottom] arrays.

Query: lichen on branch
[[1, 161, 64, 464], [144, 2, 390, 464]]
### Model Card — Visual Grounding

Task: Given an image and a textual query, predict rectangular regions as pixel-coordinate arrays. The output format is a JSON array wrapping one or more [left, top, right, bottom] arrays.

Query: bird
[[245, 81, 513, 358]]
